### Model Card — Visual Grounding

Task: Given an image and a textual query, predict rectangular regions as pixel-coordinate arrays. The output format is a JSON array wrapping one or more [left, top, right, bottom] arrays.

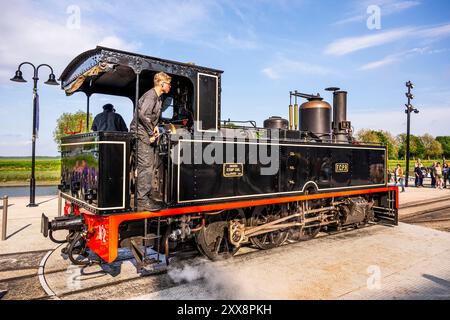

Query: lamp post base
[[27, 203, 38, 207]]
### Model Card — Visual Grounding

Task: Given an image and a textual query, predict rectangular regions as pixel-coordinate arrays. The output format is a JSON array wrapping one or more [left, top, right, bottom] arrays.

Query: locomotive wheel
[[290, 188, 322, 241], [293, 224, 321, 241], [196, 209, 246, 261], [301, 189, 322, 240], [249, 206, 289, 250]]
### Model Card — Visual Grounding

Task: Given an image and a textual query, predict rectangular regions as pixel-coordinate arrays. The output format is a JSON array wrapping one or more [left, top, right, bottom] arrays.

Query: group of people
[[414, 159, 448, 189], [391, 159, 450, 192], [90, 72, 172, 212]]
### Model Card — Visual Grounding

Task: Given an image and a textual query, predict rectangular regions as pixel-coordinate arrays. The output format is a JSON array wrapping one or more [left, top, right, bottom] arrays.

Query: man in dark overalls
[[130, 72, 171, 211], [91, 104, 128, 132]]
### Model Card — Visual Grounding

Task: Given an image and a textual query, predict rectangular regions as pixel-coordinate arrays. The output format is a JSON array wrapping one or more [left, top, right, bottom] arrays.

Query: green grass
[[388, 159, 444, 173], [0, 158, 60, 184]]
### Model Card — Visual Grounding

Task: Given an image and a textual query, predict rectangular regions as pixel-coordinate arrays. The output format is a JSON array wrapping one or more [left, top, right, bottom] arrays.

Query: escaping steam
[[167, 257, 292, 299]]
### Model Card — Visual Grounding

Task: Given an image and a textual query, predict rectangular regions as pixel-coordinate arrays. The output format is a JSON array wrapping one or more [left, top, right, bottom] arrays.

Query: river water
[[0, 185, 58, 197]]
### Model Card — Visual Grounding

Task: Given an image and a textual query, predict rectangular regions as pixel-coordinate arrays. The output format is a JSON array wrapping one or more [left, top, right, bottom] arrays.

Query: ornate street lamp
[[404, 81, 419, 187], [10, 62, 59, 207]]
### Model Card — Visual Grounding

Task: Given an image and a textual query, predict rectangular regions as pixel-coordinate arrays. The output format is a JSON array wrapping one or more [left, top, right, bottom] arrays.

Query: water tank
[[263, 116, 289, 129], [299, 98, 331, 140]]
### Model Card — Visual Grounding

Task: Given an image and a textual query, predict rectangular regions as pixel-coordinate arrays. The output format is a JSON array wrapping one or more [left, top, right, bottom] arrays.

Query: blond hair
[[154, 72, 171, 87]]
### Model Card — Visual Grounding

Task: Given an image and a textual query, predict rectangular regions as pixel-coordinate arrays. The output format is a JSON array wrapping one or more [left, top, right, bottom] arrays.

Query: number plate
[[335, 163, 349, 173], [223, 163, 244, 177]]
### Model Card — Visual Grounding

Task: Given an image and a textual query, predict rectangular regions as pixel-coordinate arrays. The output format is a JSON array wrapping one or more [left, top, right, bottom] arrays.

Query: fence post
[[57, 190, 62, 217], [2, 195, 8, 241]]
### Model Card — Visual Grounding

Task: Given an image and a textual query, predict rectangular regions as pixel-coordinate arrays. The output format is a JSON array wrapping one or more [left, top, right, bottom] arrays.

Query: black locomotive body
[[174, 137, 386, 205], [41, 47, 398, 268]]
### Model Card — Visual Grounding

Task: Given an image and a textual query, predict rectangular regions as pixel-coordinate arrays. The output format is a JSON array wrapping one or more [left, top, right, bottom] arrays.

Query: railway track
[[0, 224, 380, 300], [39, 225, 381, 300], [399, 199, 450, 232], [49, 206, 449, 300], [0, 250, 52, 300]]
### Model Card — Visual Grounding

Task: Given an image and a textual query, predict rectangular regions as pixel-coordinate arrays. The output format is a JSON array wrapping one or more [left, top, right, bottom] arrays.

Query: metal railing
[[1, 196, 8, 241], [58, 190, 62, 217]]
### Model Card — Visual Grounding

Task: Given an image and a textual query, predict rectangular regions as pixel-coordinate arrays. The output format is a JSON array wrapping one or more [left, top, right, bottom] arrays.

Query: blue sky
[[0, 0, 449, 156]]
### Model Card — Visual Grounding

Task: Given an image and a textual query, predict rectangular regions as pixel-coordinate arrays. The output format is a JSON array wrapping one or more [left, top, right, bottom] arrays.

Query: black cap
[[103, 104, 114, 111]]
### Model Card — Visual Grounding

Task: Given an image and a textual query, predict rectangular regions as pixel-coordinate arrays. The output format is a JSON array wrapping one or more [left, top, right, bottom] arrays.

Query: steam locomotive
[[41, 47, 398, 270]]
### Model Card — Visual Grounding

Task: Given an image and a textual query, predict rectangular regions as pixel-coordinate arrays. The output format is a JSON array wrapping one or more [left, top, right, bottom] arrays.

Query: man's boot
[[147, 199, 164, 212], [137, 199, 163, 212]]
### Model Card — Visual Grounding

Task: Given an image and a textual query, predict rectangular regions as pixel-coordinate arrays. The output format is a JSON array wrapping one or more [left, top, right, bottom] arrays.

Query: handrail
[[1, 195, 8, 241]]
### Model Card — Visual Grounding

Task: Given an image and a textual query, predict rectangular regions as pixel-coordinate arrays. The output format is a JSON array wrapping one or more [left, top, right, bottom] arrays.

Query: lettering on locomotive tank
[[223, 163, 244, 177], [335, 163, 349, 173]]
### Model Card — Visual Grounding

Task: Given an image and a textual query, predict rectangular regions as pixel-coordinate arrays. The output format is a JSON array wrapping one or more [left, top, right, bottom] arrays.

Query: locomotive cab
[[56, 46, 223, 214]]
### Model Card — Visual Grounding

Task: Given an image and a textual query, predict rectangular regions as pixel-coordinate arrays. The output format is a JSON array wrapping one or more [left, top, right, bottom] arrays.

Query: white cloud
[[76, 0, 216, 43], [359, 55, 399, 70], [325, 23, 450, 56], [359, 47, 429, 70], [417, 23, 450, 39], [262, 68, 280, 80], [334, 15, 367, 26], [224, 34, 259, 50], [0, 1, 139, 84], [324, 27, 416, 56], [334, 0, 421, 25], [262, 56, 333, 80]]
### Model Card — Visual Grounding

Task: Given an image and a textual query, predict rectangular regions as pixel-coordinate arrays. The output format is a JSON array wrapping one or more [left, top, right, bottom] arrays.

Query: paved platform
[[1, 187, 450, 299], [397, 185, 450, 208], [0, 195, 60, 255], [132, 223, 450, 300]]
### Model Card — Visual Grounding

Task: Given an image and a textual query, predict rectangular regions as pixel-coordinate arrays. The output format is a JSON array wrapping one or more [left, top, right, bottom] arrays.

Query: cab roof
[[59, 46, 223, 98]]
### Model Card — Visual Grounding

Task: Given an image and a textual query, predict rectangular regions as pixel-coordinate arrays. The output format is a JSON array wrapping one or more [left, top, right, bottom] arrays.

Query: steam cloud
[[167, 257, 293, 299]]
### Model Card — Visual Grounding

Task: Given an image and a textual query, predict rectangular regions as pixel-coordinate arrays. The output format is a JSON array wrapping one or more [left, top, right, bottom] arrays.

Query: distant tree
[[356, 129, 398, 159], [356, 129, 380, 144], [420, 134, 443, 160], [376, 131, 398, 160], [436, 136, 450, 158], [397, 134, 425, 160], [53, 110, 92, 150]]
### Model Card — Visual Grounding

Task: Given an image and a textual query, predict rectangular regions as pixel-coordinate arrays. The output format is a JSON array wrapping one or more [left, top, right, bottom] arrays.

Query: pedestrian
[[443, 163, 448, 188], [430, 161, 437, 188], [414, 162, 424, 187], [395, 164, 406, 192], [435, 162, 443, 190], [414, 159, 420, 187]]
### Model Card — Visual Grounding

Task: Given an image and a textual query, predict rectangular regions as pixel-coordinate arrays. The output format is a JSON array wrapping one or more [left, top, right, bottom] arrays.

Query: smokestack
[[332, 90, 349, 143]]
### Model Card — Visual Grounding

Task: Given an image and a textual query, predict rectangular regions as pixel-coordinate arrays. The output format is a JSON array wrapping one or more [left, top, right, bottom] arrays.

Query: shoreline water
[[0, 185, 58, 197]]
